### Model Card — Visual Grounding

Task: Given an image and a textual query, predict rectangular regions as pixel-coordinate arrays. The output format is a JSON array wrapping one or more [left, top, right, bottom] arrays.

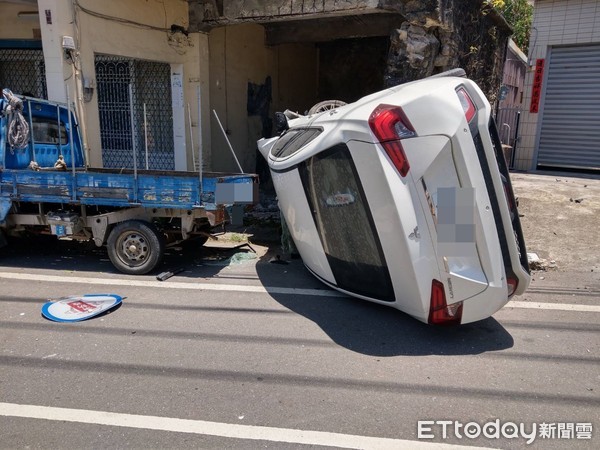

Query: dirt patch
[[511, 171, 600, 273]]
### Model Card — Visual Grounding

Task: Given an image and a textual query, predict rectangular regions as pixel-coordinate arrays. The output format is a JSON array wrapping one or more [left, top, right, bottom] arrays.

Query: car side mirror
[[274, 112, 288, 134]]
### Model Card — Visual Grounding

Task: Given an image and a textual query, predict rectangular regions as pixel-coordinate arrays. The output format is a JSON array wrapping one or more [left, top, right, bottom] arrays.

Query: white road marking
[[0, 271, 343, 297], [506, 301, 600, 313], [0, 402, 487, 450], [0, 271, 598, 313]]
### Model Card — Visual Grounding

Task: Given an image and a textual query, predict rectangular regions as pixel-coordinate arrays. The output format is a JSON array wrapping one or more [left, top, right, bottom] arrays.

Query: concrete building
[[1, 0, 203, 171], [516, 0, 600, 171], [1, 0, 512, 175]]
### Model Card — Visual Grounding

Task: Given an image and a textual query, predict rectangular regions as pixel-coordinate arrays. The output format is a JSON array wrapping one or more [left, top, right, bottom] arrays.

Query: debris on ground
[[230, 252, 258, 264], [527, 252, 557, 271], [202, 251, 257, 266], [269, 255, 289, 265], [156, 267, 184, 281]]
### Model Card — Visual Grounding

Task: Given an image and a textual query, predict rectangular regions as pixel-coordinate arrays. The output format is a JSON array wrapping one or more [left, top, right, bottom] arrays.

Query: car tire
[[107, 220, 164, 275], [308, 100, 347, 114]]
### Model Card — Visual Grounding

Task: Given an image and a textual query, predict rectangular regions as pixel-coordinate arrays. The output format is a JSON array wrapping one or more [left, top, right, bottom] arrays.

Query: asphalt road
[[0, 235, 598, 449]]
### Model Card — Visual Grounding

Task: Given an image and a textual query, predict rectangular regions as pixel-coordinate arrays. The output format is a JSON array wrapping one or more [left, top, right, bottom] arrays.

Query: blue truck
[[0, 89, 257, 274]]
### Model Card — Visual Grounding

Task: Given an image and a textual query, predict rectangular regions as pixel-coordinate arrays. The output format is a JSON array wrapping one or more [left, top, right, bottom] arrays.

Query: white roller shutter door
[[537, 44, 600, 170]]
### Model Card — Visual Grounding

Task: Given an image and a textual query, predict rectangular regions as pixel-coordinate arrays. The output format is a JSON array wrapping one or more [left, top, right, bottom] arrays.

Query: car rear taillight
[[368, 104, 416, 177], [428, 279, 463, 325], [456, 88, 476, 123], [507, 277, 518, 298]]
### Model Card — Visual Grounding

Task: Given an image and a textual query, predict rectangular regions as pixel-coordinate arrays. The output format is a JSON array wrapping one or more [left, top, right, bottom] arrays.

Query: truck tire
[[107, 220, 164, 275]]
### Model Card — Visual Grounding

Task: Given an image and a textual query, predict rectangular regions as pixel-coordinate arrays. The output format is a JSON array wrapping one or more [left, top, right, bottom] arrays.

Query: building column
[[37, 0, 76, 103]]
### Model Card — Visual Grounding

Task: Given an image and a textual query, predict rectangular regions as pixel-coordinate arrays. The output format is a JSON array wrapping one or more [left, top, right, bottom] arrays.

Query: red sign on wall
[[529, 59, 545, 113]]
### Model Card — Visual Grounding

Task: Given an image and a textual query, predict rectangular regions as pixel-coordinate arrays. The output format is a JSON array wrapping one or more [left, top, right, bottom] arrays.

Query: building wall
[[0, 3, 40, 40], [70, 0, 204, 169], [3, 1, 512, 173], [208, 24, 317, 173], [2, 0, 207, 170], [517, 0, 600, 170], [2, 1, 319, 174], [0, 3, 45, 98]]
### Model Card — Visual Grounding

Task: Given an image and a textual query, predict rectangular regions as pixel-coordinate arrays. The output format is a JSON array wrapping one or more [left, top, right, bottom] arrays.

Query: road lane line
[[506, 301, 600, 313], [0, 271, 344, 297], [0, 402, 486, 450], [0, 271, 598, 312]]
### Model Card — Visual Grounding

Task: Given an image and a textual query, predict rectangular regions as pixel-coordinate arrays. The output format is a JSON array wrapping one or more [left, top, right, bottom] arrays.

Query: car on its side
[[257, 70, 530, 325]]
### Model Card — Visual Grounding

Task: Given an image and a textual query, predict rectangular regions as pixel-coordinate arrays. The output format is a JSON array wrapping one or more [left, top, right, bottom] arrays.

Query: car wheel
[[107, 220, 164, 275], [308, 100, 347, 114]]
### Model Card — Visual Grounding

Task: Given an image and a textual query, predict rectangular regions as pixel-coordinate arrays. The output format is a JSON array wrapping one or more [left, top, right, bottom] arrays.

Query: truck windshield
[[31, 116, 67, 145]]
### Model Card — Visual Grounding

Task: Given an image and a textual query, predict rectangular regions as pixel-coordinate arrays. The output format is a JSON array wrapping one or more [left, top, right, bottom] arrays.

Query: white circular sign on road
[[41, 294, 122, 322]]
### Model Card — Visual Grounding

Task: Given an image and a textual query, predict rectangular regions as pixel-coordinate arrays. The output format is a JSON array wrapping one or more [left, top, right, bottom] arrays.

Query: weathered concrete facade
[[189, 0, 512, 173], [190, 0, 511, 102], [0, 0, 512, 175]]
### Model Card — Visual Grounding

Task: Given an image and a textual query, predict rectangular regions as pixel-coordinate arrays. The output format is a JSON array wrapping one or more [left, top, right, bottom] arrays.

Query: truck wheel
[[107, 220, 164, 275]]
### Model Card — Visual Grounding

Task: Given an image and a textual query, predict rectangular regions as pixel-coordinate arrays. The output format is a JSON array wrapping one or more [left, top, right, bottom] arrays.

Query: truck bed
[[0, 167, 257, 213]]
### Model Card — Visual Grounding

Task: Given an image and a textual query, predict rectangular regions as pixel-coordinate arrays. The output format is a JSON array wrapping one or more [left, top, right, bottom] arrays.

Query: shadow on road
[[0, 234, 514, 358], [0, 234, 248, 279], [255, 254, 514, 358]]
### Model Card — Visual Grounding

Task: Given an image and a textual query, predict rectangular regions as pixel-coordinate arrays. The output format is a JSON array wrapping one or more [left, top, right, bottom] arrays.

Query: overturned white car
[[257, 70, 530, 325]]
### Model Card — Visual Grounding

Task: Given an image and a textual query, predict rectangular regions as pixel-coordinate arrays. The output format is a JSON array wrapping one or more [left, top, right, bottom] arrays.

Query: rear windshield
[[270, 128, 321, 159], [299, 144, 394, 301]]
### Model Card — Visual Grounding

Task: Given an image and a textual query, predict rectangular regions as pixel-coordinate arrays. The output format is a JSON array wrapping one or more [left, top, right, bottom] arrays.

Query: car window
[[299, 144, 394, 301], [271, 128, 321, 159]]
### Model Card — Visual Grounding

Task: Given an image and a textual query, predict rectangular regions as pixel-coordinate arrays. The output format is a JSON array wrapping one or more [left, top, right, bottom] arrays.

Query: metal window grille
[[95, 55, 174, 170], [0, 48, 47, 98]]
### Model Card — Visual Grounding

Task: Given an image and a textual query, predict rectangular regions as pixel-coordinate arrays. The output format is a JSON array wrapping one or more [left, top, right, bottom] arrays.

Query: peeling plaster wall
[[190, 0, 448, 29], [192, 1, 510, 102], [383, 1, 509, 102], [224, 0, 376, 18], [384, 23, 441, 85], [191, 0, 386, 26]]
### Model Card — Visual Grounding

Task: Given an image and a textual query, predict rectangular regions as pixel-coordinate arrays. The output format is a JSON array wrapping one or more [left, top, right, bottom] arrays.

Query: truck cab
[[1, 94, 84, 171]]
